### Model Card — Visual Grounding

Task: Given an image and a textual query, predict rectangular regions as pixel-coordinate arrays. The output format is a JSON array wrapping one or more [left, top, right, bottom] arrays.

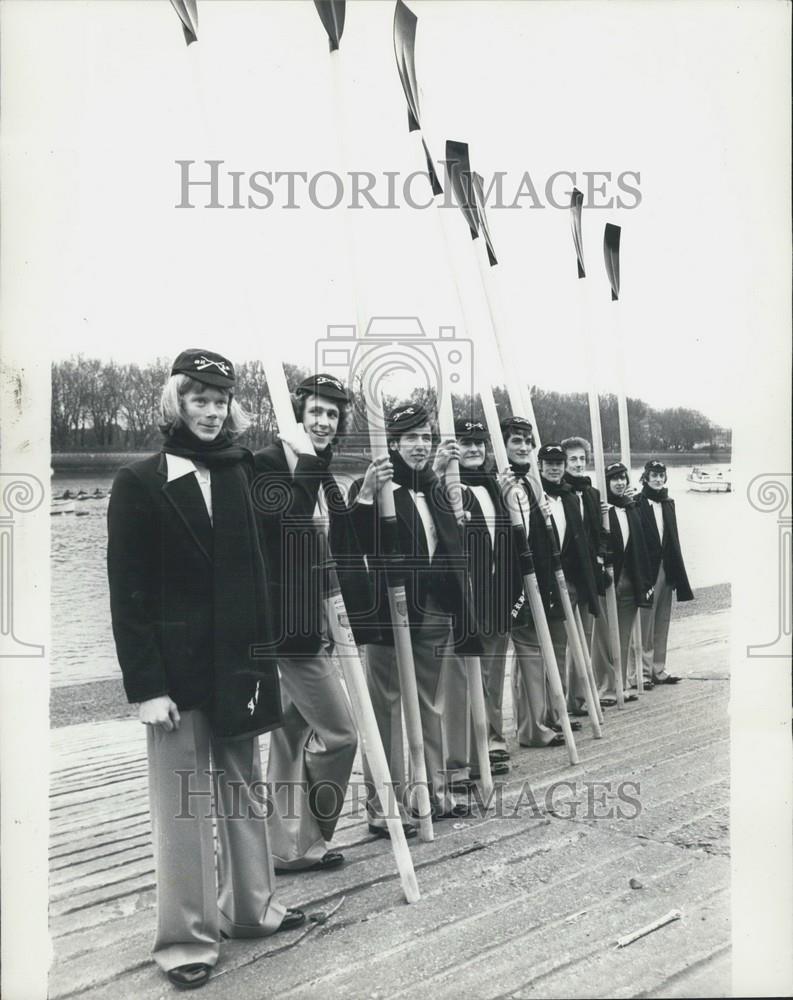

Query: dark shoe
[[519, 733, 565, 748], [278, 908, 307, 932], [655, 674, 681, 685], [167, 964, 211, 990], [643, 678, 655, 690], [470, 760, 509, 778], [570, 708, 589, 718], [599, 697, 618, 708], [438, 803, 472, 820], [551, 721, 582, 732], [275, 851, 344, 875], [623, 693, 639, 702], [368, 822, 417, 840]]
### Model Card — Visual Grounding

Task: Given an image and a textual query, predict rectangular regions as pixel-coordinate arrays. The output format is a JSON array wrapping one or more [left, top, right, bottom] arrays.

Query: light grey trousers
[[363, 608, 456, 820], [591, 576, 638, 696], [443, 629, 511, 776], [640, 563, 675, 678], [266, 648, 358, 870], [146, 710, 286, 972], [511, 614, 568, 747]]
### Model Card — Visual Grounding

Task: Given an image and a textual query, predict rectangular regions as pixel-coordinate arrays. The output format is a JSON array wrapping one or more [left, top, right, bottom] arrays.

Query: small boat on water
[[51, 500, 75, 515], [687, 466, 732, 493]]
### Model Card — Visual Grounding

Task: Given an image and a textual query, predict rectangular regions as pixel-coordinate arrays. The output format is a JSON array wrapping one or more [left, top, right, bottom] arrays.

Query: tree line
[[51, 356, 730, 454]]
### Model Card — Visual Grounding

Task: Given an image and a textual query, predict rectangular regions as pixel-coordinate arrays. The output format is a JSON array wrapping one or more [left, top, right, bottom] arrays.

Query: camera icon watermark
[[315, 317, 474, 437]]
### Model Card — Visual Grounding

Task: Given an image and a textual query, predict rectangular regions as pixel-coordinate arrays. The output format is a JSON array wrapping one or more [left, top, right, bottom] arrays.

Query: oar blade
[[393, 0, 421, 132], [423, 138, 443, 196], [169, 0, 199, 45], [604, 222, 621, 301], [444, 139, 479, 239], [570, 187, 586, 279], [472, 172, 497, 265], [314, 0, 346, 52]]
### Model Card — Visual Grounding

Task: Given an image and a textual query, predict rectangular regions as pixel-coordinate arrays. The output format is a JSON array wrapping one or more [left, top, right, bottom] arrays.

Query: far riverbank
[[52, 449, 731, 473]]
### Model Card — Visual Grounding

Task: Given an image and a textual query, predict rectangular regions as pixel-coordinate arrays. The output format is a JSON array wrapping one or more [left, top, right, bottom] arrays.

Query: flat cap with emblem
[[171, 348, 236, 389], [454, 418, 489, 442], [500, 415, 534, 438], [537, 443, 566, 463], [387, 403, 431, 434], [295, 372, 348, 402]]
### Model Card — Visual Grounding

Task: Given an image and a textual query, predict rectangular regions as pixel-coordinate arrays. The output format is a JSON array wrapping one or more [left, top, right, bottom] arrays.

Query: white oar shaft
[[365, 377, 434, 842], [575, 278, 624, 709], [574, 605, 604, 725]]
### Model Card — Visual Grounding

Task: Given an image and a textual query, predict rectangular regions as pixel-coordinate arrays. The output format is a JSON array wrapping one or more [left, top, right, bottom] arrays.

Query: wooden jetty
[[49, 609, 731, 999]]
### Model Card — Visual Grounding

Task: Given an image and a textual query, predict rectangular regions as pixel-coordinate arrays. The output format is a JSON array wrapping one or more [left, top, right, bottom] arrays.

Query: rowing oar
[[313, 0, 435, 842], [392, 0, 493, 798], [444, 143, 600, 740], [475, 350, 581, 766], [389, 7, 578, 762], [260, 357, 421, 901], [604, 223, 644, 695], [570, 190, 624, 709]]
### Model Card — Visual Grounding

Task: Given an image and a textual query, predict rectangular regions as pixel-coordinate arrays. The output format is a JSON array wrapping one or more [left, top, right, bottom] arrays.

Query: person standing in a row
[[591, 462, 655, 704], [561, 436, 609, 714], [637, 460, 694, 684], [253, 373, 379, 874], [107, 349, 304, 992], [350, 404, 482, 826], [432, 419, 514, 778]]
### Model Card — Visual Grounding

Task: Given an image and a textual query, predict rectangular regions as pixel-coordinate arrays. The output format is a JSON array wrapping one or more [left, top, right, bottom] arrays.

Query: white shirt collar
[[166, 453, 199, 482]]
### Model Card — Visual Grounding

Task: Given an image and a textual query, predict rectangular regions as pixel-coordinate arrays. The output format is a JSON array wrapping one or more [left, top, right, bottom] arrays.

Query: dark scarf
[[607, 488, 635, 509], [642, 483, 669, 502], [162, 425, 251, 466], [509, 458, 531, 478], [391, 450, 438, 494], [459, 462, 503, 508], [564, 471, 592, 493], [162, 426, 277, 733], [541, 475, 570, 499]]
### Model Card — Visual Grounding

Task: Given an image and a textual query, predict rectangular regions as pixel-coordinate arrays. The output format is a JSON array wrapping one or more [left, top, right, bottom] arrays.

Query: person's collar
[[166, 452, 200, 482]]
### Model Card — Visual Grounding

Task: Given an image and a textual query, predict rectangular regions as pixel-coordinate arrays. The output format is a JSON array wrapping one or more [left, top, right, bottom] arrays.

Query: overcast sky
[[4, 0, 790, 427]]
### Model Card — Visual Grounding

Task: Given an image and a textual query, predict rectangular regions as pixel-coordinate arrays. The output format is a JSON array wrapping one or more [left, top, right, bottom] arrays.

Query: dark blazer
[[253, 444, 381, 655], [636, 493, 694, 601], [519, 479, 601, 619], [107, 452, 282, 739], [608, 503, 654, 607], [564, 474, 609, 595], [459, 480, 515, 636], [348, 477, 482, 655]]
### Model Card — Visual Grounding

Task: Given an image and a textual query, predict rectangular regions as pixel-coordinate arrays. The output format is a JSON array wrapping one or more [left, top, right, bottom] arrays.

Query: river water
[[50, 461, 733, 688]]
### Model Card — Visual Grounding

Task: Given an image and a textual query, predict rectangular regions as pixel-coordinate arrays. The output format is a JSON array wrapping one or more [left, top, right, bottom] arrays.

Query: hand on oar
[[358, 455, 393, 502], [432, 438, 460, 474]]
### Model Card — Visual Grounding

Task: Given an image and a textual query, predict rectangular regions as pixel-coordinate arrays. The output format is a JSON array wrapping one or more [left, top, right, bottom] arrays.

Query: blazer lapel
[[393, 484, 428, 558], [160, 460, 213, 564]]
